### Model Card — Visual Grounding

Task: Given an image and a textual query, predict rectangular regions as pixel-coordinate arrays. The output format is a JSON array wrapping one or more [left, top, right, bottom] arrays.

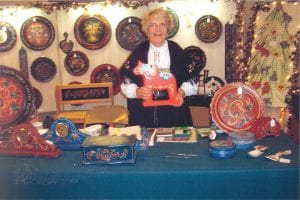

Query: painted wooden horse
[[133, 61, 180, 107]]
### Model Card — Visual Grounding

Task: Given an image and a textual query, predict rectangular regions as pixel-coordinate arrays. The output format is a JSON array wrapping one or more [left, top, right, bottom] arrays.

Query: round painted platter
[[184, 45, 206, 75], [31, 57, 56, 82], [90, 64, 121, 95], [116, 16, 146, 51], [195, 15, 222, 43], [0, 21, 17, 52], [0, 65, 34, 130], [210, 82, 264, 132], [164, 7, 179, 38], [32, 87, 42, 109], [74, 14, 111, 50], [20, 16, 55, 50], [64, 51, 89, 76], [205, 76, 225, 96]]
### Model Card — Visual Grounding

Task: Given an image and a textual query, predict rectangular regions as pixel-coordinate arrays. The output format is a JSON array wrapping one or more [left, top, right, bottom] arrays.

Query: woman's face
[[147, 15, 168, 47]]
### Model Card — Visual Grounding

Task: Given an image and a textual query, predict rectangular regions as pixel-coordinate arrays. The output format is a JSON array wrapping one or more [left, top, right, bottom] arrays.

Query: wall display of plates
[[20, 16, 55, 50], [0, 65, 34, 131], [74, 14, 111, 50], [64, 51, 89, 76], [0, 21, 17, 52], [32, 87, 42, 109], [116, 17, 146, 51], [31, 57, 56, 82], [184, 45, 206, 75], [205, 76, 225, 96], [210, 83, 264, 132], [90, 64, 121, 95], [195, 15, 222, 43], [164, 7, 179, 38]]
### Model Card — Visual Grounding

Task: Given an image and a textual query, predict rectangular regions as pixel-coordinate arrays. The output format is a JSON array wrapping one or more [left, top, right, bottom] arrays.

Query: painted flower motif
[[251, 81, 261, 89], [280, 41, 289, 49], [282, 12, 292, 23], [263, 97, 272, 105], [277, 84, 285, 90], [270, 71, 278, 81], [261, 81, 271, 95]]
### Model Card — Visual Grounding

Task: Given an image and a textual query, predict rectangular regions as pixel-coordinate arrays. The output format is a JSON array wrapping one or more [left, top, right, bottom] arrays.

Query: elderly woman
[[120, 8, 197, 127]]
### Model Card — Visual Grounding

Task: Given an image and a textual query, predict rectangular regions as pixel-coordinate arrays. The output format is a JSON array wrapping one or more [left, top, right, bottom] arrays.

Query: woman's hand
[[136, 87, 151, 100], [174, 89, 185, 107]]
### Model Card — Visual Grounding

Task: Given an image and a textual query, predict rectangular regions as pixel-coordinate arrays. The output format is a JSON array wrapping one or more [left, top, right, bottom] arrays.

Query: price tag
[[270, 119, 275, 127], [237, 86, 243, 95]]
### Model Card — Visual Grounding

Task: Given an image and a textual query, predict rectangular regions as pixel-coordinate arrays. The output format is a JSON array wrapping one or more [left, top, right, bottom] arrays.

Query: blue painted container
[[81, 135, 136, 165], [208, 139, 236, 158], [227, 131, 256, 150]]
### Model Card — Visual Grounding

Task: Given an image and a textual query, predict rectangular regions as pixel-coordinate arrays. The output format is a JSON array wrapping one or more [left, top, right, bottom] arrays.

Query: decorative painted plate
[[116, 16, 146, 51], [0, 21, 17, 52], [20, 16, 55, 50], [32, 87, 42, 109], [210, 83, 264, 132], [64, 51, 89, 76], [205, 76, 225, 96], [31, 57, 56, 82], [0, 65, 34, 130], [184, 45, 206, 75], [195, 15, 222, 43], [164, 7, 179, 38], [90, 64, 121, 95], [74, 14, 111, 50]]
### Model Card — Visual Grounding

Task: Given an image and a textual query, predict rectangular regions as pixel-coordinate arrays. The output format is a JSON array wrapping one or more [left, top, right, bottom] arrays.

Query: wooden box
[[189, 106, 210, 127]]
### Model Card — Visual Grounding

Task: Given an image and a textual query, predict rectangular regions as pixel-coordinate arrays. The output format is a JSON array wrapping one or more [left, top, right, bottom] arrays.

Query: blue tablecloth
[[0, 134, 298, 199]]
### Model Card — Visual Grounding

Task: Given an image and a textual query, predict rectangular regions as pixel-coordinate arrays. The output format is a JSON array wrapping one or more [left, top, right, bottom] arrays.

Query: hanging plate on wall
[[32, 87, 43, 109], [204, 76, 225, 96], [116, 16, 146, 51], [184, 45, 206, 75], [31, 57, 56, 82], [195, 15, 222, 43], [0, 21, 17, 52], [64, 51, 89, 76], [20, 16, 55, 50], [0, 65, 34, 131], [90, 64, 121, 95], [163, 7, 179, 38], [74, 14, 111, 50]]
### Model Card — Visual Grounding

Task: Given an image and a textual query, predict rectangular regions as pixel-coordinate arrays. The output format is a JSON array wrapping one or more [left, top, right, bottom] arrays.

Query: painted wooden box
[[81, 135, 136, 165]]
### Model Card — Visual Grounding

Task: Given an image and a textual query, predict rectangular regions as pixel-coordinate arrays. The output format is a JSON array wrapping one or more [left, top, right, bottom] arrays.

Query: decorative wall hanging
[[184, 45, 206, 75], [0, 65, 34, 131], [195, 15, 222, 43], [204, 76, 225, 96], [20, 16, 55, 50], [116, 16, 146, 51], [0, 21, 17, 52], [43, 118, 87, 150], [33, 87, 43, 109], [18, 47, 29, 80], [74, 14, 111, 50], [68, 81, 84, 106], [64, 51, 89, 76], [90, 64, 121, 95], [210, 82, 264, 132], [59, 32, 74, 54], [164, 7, 179, 38], [31, 57, 56, 82], [0, 122, 62, 158]]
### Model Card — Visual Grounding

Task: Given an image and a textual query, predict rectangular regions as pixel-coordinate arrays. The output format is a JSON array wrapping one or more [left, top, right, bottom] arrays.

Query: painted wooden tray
[[195, 15, 222, 43], [90, 64, 121, 95], [31, 57, 56, 82], [64, 51, 89, 76], [116, 16, 146, 51], [184, 45, 206, 74], [0, 65, 34, 131], [0, 21, 17, 52], [210, 83, 264, 132], [20, 16, 55, 50], [74, 14, 111, 50]]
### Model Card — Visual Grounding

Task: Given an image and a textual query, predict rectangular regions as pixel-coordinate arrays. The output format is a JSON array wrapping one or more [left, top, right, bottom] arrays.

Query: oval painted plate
[[116, 16, 146, 51], [184, 45, 206, 75], [90, 64, 121, 95], [0, 65, 34, 130], [205, 76, 225, 96], [0, 21, 17, 52], [20, 16, 55, 50], [164, 7, 179, 38], [74, 14, 111, 50], [195, 15, 222, 43], [210, 82, 264, 132], [32, 87, 42, 109], [31, 57, 56, 82], [64, 51, 89, 76]]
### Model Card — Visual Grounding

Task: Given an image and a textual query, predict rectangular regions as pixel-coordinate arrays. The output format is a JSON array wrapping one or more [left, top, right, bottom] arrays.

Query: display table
[[0, 134, 298, 199]]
